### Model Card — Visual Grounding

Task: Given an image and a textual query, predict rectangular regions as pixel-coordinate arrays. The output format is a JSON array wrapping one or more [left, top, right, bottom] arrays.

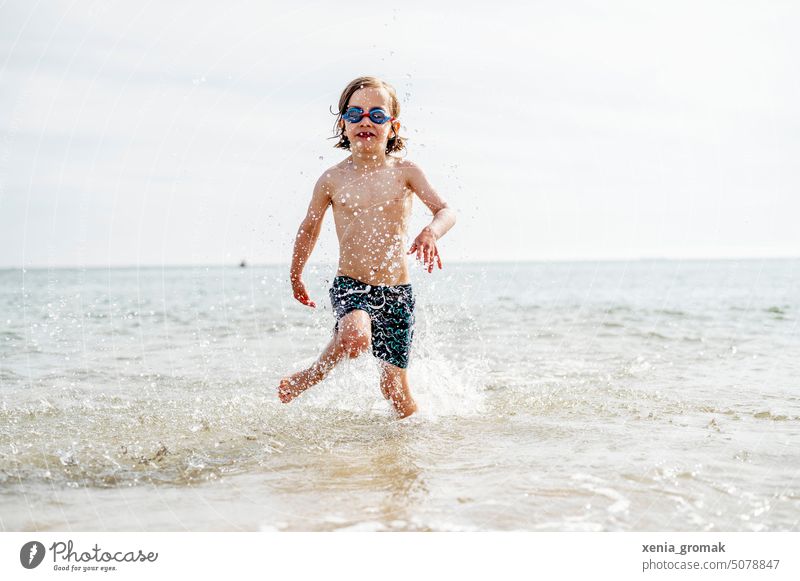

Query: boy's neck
[[348, 149, 389, 171]]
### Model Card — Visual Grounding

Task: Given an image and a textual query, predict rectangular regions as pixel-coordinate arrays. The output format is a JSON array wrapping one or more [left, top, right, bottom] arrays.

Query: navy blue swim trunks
[[329, 275, 415, 369]]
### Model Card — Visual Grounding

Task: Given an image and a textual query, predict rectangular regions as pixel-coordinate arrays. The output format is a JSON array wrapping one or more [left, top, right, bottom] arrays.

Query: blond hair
[[331, 76, 406, 154]]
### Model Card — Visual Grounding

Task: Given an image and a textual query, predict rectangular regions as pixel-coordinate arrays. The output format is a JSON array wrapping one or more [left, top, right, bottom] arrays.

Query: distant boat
[[239, 259, 247, 268]]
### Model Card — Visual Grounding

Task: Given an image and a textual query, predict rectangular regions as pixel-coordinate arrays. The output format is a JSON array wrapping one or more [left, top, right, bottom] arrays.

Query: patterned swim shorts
[[329, 275, 415, 369]]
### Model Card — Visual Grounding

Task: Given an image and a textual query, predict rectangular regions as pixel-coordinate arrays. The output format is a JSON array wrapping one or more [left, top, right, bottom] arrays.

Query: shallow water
[[1, 259, 798, 531]]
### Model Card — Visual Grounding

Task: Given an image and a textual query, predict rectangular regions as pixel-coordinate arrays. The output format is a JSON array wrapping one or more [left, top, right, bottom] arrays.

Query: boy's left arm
[[405, 163, 457, 273]]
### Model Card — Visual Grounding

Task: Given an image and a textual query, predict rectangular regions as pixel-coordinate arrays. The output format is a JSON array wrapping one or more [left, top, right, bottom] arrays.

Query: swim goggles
[[341, 106, 394, 125]]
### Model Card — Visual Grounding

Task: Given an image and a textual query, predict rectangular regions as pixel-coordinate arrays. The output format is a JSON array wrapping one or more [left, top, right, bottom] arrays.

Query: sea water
[[0, 259, 798, 531]]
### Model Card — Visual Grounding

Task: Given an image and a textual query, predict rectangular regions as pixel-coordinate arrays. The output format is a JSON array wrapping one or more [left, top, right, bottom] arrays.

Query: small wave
[[752, 411, 795, 422], [643, 331, 670, 340], [571, 473, 631, 515], [654, 309, 687, 317], [0, 368, 25, 381], [1, 330, 25, 341]]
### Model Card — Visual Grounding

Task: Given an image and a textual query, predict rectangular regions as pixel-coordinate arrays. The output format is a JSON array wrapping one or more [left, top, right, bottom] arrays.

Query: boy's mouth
[[356, 131, 375, 139]]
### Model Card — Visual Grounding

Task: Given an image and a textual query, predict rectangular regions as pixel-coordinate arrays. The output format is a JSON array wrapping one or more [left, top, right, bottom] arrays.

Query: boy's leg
[[378, 360, 417, 419], [278, 309, 371, 403]]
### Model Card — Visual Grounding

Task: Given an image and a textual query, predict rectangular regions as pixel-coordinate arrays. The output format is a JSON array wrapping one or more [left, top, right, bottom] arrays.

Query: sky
[[1, 0, 798, 268]]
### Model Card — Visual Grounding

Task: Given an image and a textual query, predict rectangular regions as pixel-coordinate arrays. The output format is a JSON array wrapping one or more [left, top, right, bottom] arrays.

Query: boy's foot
[[393, 399, 418, 419]]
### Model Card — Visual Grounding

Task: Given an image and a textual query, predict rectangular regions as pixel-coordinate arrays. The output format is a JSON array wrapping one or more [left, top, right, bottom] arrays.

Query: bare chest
[[330, 172, 412, 215]]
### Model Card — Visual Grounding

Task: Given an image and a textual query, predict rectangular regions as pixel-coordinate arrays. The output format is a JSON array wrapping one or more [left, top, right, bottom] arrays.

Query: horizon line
[[2, 255, 799, 271]]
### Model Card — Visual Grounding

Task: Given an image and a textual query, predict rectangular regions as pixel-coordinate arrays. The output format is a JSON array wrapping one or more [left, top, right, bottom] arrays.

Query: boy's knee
[[340, 328, 371, 358]]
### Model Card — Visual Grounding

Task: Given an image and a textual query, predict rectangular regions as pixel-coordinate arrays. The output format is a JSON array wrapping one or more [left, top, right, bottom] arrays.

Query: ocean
[[0, 259, 798, 531]]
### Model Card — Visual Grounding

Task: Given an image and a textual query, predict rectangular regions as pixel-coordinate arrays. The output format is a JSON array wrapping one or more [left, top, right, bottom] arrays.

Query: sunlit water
[[1, 259, 798, 531]]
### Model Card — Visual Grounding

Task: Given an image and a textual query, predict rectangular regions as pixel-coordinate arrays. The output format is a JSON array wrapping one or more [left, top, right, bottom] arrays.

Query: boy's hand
[[291, 277, 316, 308], [407, 227, 443, 273]]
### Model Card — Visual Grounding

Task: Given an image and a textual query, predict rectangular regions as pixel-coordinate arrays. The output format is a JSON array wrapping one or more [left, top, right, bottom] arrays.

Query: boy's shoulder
[[311, 162, 345, 192], [389, 157, 420, 169], [316, 159, 351, 182], [392, 158, 428, 185]]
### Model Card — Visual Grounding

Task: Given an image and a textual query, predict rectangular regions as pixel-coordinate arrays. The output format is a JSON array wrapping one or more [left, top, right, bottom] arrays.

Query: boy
[[277, 76, 456, 419]]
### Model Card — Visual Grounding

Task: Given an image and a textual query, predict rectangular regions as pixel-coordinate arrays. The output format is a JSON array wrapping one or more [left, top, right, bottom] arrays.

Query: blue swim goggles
[[341, 106, 394, 125]]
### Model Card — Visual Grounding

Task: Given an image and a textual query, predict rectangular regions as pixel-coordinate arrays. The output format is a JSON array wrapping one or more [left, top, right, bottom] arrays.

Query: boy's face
[[339, 87, 401, 155]]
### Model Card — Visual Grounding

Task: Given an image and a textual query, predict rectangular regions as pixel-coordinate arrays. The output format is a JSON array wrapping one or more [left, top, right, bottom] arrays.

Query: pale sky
[[1, 0, 798, 268]]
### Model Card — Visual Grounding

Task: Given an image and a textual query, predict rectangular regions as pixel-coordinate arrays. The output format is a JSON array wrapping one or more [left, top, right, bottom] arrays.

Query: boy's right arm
[[290, 174, 333, 308]]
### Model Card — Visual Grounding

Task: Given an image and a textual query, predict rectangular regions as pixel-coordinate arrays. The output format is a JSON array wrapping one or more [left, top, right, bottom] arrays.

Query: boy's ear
[[392, 120, 400, 134]]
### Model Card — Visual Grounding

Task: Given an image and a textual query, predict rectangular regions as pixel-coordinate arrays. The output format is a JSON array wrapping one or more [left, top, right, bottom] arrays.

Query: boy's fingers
[[437, 253, 443, 269], [294, 289, 315, 307], [407, 243, 417, 254]]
